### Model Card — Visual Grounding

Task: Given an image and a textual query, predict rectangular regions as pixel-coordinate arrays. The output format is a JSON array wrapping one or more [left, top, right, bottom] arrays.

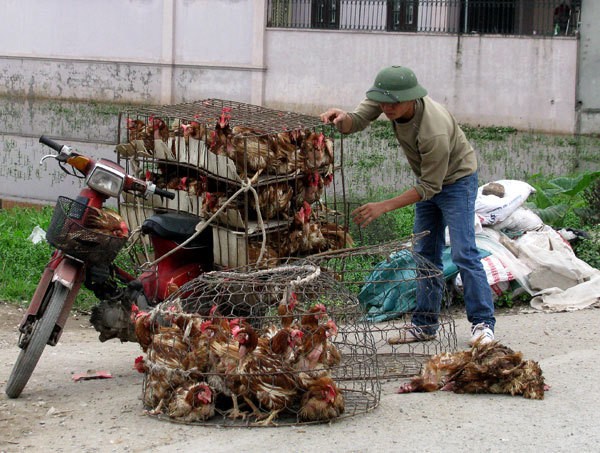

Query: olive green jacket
[[346, 96, 477, 201]]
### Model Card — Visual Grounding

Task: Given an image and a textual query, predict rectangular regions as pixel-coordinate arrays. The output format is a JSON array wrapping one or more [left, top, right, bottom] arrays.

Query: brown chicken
[[230, 125, 276, 183], [320, 222, 354, 250], [247, 240, 280, 269], [208, 107, 235, 157], [283, 201, 326, 255], [147, 325, 189, 371], [85, 206, 129, 238], [182, 175, 208, 197], [295, 323, 330, 374], [272, 131, 302, 174], [126, 118, 148, 142], [398, 340, 547, 399], [299, 303, 328, 332], [301, 132, 334, 173], [298, 375, 345, 422], [251, 182, 293, 220], [233, 323, 299, 425], [167, 382, 216, 422], [138, 325, 190, 414], [201, 318, 247, 419], [171, 314, 211, 373], [131, 305, 156, 352], [150, 115, 170, 143]]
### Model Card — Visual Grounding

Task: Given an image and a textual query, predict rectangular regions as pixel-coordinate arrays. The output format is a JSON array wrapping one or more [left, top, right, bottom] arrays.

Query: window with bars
[[387, 0, 418, 31], [266, 0, 582, 37]]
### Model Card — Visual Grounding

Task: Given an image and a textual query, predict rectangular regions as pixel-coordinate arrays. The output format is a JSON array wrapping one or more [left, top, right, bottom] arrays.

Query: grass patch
[[0, 206, 97, 310]]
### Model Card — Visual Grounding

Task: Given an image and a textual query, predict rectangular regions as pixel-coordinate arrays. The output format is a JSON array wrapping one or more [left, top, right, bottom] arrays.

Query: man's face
[[379, 100, 414, 121]]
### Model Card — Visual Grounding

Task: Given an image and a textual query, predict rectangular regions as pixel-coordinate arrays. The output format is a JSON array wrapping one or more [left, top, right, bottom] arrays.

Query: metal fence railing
[[266, 0, 581, 37]]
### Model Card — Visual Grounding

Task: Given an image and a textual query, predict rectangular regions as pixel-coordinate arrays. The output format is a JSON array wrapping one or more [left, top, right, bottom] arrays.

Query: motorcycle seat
[[141, 212, 211, 247]]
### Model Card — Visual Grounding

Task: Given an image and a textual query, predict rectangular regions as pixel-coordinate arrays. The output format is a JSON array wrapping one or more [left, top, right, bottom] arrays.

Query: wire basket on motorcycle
[[46, 196, 128, 265]]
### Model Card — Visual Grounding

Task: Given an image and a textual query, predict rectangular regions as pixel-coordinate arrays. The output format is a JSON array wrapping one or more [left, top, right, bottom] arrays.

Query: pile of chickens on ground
[[121, 107, 353, 264], [132, 292, 345, 425]]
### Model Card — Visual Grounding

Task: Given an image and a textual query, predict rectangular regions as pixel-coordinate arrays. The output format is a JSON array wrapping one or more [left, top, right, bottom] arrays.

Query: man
[[320, 65, 495, 345]]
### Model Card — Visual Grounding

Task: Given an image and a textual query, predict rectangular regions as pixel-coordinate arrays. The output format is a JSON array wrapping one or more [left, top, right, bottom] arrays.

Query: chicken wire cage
[[46, 196, 128, 265], [304, 232, 458, 379], [134, 262, 380, 427], [115, 99, 352, 270]]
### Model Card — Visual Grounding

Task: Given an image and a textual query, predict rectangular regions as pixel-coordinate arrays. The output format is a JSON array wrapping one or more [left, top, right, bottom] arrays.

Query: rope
[[138, 176, 269, 270]]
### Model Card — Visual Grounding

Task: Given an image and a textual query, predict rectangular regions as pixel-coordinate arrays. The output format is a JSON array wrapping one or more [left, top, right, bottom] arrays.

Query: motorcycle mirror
[[40, 154, 57, 165]]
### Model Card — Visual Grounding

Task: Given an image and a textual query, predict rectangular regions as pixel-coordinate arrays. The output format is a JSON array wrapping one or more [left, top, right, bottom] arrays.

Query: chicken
[[251, 182, 293, 220], [166, 175, 186, 190], [320, 222, 354, 250], [295, 323, 330, 374], [278, 290, 298, 330], [230, 125, 275, 183], [201, 318, 247, 419], [85, 206, 129, 238], [300, 303, 328, 333], [171, 314, 211, 373], [145, 169, 165, 188], [200, 191, 228, 218], [290, 201, 328, 254], [272, 131, 302, 174], [150, 115, 170, 143], [268, 327, 304, 365], [301, 132, 334, 173], [322, 319, 342, 368], [233, 323, 299, 425], [208, 107, 235, 157], [126, 118, 148, 142], [296, 171, 322, 206], [131, 304, 156, 352], [137, 325, 190, 414], [167, 382, 215, 422], [182, 175, 208, 197], [397, 340, 547, 399], [298, 375, 345, 422], [187, 118, 207, 141], [247, 241, 280, 269], [147, 325, 189, 371]]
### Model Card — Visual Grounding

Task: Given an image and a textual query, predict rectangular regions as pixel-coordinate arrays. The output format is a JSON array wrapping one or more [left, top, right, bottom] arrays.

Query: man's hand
[[351, 201, 388, 228], [320, 108, 351, 133]]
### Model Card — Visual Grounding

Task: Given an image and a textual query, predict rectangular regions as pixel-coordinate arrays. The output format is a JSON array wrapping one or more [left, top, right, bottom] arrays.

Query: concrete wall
[[0, 0, 596, 206], [578, 0, 600, 134], [263, 30, 578, 133], [0, 0, 584, 133]]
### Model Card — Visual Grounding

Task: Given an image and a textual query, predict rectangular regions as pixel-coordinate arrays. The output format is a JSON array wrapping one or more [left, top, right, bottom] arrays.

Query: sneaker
[[388, 323, 436, 345], [469, 323, 495, 346]]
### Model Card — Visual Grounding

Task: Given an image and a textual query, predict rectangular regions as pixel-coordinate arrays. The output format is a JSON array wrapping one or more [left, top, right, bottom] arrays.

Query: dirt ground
[[1, 300, 600, 453]]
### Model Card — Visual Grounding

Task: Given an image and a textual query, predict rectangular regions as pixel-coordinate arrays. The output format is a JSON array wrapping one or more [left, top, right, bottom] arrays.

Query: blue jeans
[[411, 172, 495, 334]]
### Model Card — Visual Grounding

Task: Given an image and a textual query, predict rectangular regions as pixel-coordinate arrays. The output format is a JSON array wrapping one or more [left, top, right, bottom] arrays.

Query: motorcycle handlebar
[[39, 135, 64, 153], [154, 187, 176, 200]]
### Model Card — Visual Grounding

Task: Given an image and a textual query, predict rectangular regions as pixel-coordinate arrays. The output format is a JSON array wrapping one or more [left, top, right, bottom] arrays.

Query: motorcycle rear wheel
[[5, 283, 69, 398]]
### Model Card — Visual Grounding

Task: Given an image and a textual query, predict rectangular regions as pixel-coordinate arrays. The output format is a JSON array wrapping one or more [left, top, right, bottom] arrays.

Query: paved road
[[1, 302, 599, 453]]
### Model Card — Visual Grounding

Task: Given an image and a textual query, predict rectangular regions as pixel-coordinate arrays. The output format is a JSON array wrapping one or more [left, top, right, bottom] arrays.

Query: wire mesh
[[46, 196, 127, 265], [116, 99, 351, 270], [302, 233, 459, 379], [135, 263, 380, 426]]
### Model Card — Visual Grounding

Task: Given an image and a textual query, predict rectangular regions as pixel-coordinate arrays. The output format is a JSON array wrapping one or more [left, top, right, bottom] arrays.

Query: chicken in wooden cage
[[304, 232, 458, 379], [132, 262, 380, 426], [115, 99, 352, 270]]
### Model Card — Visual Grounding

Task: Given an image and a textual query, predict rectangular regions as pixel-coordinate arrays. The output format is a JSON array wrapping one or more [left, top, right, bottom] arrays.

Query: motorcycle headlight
[[86, 164, 125, 197]]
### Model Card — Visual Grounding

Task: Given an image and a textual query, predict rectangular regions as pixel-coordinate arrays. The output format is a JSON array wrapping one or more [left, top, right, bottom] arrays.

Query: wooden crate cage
[[115, 99, 352, 272]]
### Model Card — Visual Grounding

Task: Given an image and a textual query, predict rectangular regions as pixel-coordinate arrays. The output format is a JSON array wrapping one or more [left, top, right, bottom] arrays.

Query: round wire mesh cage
[[135, 262, 381, 427], [46, 196, 128, 265], [305, 232, 458, 379]]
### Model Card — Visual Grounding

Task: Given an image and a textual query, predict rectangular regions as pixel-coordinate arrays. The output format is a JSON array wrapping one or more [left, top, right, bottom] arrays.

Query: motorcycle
[[5, 136, 213, 398]]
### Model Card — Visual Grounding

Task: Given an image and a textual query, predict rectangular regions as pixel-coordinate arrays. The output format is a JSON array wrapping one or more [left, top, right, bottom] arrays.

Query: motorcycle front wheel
[[5, 283, 69, 398]]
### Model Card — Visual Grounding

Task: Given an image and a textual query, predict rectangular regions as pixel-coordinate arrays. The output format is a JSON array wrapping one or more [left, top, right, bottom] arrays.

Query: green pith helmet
[[366, 66, 428, 103]]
